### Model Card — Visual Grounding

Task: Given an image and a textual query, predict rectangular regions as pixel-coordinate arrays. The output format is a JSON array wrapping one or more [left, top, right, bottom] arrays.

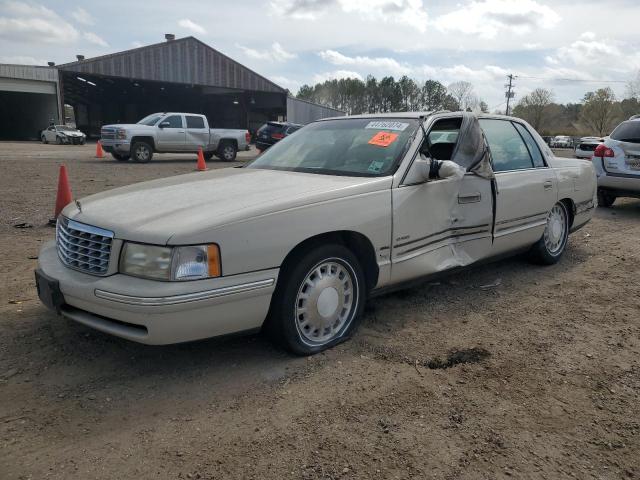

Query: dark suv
[[255, 121, 302, 152]]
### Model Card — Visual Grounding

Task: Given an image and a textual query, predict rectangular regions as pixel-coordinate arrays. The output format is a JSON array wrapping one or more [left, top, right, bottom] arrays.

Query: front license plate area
[[35, 269, 65, 311]]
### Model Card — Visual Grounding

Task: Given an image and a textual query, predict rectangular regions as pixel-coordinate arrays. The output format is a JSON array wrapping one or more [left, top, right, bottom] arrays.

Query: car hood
[[61, 130, 83, 136], [102, 124, 153, 130], [62, 168, 391, 244]]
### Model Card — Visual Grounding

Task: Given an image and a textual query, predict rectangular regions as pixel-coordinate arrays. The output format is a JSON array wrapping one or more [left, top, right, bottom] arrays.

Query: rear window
[[186, 116, 205, 129], [610, 121, 640, 143]]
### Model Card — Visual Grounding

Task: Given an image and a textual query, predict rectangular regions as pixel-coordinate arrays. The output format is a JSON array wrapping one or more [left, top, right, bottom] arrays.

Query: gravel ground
[[0, 142, 638, 479]]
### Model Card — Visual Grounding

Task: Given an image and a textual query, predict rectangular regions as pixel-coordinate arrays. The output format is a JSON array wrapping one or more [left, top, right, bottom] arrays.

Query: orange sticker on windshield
[[368, 131, 398, 147]]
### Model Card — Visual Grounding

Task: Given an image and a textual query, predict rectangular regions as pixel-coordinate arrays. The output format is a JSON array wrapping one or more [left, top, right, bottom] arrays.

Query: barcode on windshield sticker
[[365, 121, 409, 131]]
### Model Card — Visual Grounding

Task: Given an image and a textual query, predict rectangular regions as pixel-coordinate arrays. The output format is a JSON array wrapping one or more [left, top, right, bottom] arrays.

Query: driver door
[[391, 115, 494, 283], [156, 114, 186, 151]]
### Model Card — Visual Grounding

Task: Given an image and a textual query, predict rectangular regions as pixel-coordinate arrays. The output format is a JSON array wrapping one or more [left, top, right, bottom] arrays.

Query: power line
[[516, 75, 628, 84]]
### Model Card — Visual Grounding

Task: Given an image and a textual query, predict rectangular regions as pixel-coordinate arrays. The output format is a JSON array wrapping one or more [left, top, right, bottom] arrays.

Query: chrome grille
[[101, 127, 115, 140], [56, 217, 114, 275]]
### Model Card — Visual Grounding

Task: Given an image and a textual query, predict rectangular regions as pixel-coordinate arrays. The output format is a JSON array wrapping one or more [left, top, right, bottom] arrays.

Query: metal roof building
[[0, 34, 342, 140]]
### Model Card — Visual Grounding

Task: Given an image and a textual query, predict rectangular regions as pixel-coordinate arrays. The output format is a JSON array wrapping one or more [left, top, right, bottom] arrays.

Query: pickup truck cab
[[100, 112, 251, 163]]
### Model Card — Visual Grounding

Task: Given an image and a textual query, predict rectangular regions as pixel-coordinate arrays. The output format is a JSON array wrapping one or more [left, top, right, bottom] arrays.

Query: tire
[[56, 136, 62, 145], [529, 202, 570, 265], [41, 135, 47, 144], [79, 139, 85, 145], [217, 141, 237, 162], [111, 152, 130, 162], [267, 244, 366, 355], [204, 151, 214, 161], [597, 189, 616, 208], [131, 141, 153, 163]]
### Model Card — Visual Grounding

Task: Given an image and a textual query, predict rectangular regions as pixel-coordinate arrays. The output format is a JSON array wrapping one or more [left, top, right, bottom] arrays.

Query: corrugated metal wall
[[0, 64, 59, 83], [59, 37, 284, 94], [286, 97, 345, 124]]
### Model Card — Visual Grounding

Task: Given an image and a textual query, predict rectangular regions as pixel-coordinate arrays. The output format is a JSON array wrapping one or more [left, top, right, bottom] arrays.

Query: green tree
[[580, 88, 618, 136], [512, 88, 554, 131]]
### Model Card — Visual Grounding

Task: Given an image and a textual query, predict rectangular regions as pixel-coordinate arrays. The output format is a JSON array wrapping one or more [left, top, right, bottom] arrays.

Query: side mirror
[[158, 121, 170, 129]]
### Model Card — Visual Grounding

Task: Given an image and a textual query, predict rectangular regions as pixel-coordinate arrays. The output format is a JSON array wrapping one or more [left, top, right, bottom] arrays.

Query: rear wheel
[[56, 136, 62, 145], [111, 152, 130, 162], [41, 135, 47, 144], [204, 151, 214, 161], [217, 141, 237, 161], [267, 244, 366, 355], [529, 202, 569, 265], [597, 189, 616, 208], [131, 141, 153, 163]]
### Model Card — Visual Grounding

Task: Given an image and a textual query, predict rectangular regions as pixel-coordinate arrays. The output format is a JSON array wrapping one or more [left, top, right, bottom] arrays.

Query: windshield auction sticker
[[368, 131, 399, 147], [364, 121, 409, 131]]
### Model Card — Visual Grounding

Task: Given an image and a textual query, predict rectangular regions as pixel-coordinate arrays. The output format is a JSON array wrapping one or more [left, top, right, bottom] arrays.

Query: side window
[[163, 115, 183, 128], [422, 117, 462, 161], [513, 122, 545, 167], [478, 119, 534, 172], [186, 116, 205, 129]]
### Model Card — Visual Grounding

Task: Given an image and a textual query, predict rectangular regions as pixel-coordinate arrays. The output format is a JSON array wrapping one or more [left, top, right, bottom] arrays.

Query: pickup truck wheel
[[597, 189, 616, 208], [268, 244, 366, 355], [529, 202, 569, 265], [131, 141, 153, 163], [218, 142, 237, 162], [204, 152, 214, 161], [111, 152, 130, 162]]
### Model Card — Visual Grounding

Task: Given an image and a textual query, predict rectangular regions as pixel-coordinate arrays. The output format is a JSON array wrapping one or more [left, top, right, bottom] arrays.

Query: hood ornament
[[75, 200, 82, 212]]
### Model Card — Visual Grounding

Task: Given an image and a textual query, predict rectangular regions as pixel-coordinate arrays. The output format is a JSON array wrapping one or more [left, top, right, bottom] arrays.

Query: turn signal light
[[594, 144, 614, 158], [245, 131, 251, 143], [207, 244, 221, 277]]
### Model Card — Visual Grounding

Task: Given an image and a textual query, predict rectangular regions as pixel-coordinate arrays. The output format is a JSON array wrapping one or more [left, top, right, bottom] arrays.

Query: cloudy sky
[[1, 0, 638, 109]]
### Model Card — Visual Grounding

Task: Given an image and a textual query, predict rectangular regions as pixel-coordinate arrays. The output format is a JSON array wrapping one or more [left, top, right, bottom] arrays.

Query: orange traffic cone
[[95, 140, 104, 159], [196, 147, 208, 171], [54, 164, 73, 218]]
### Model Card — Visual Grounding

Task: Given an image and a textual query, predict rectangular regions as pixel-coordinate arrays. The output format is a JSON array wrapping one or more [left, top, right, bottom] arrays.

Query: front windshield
[[137, 113, 164, 126], [247, 118, 419, 176], [56, 126, 74, 131]]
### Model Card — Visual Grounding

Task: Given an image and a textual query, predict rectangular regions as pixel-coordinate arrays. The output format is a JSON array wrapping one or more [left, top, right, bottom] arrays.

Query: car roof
[[318, 111, 526, 123]]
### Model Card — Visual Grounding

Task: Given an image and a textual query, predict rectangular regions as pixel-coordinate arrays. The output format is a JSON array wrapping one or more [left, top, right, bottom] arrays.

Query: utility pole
[[505, 74, 516, 116]]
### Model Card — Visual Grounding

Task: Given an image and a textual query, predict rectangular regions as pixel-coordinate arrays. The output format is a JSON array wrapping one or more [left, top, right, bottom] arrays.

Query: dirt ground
[[0, 142, 638, 479]]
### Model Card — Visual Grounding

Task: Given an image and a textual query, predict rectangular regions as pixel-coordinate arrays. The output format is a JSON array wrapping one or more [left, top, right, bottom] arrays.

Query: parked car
[[575, 136, 604, 159], [550, 135, 573, 148], [100, 113, 251, 163], [591, 116, 640, 207], [36, 112, 595, 355], [255, 121, 302, 152], [41, 125, 86, 145]]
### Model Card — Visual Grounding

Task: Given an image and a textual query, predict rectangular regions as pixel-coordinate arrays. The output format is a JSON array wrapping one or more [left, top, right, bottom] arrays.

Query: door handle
[[458, 193, 482, 204], [543, 180, 553, 191]]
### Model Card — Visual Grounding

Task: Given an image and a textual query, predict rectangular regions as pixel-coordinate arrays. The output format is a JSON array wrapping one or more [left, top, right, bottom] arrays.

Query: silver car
[[575, 136, 603, 159], [591, 116, 640, 207], [36, 112, 596, 355], [41, 125, 86, 145]]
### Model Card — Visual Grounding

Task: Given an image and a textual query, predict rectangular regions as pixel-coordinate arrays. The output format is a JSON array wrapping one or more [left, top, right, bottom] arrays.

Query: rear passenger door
[[156, 114, 186, 151], [479, 119, 557, 255], [185, 115, 209, 152]]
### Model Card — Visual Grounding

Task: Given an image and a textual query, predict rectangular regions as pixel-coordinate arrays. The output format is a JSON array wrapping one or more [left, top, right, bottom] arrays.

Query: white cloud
[[435, 0, 560, 39], [0, 1, 79, 44], [131, 40, 144, 48], [83, 31, 108, 47], [556, 38, 621, 66], [71, 7, 93, 25], [312, 70, 363, 83], [178, 18, 206, 35], [523, 42, 541, 50], [269, 75, 301, 91], [271, 0, 429, 32], [237, 42, 296, 62], [318, 49, 412, 75], [0, 55, 47, 65]]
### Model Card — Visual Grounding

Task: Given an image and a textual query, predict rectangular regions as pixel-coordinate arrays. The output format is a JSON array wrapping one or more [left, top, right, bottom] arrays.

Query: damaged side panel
[[390, 174, 494, 283]]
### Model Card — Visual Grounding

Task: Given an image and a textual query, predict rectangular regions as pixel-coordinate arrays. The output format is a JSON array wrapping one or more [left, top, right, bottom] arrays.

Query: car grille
[[101, 128, 115, 140], [56, 217, 114, 275]]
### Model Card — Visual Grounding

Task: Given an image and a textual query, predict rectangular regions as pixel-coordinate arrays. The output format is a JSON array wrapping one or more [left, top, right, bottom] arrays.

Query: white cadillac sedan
[[36, 112, 596, 355]]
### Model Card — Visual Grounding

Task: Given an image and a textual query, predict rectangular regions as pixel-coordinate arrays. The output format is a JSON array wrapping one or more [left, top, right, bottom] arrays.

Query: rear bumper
[[36, 241, 278, 345], [592, 156, 640, 194]]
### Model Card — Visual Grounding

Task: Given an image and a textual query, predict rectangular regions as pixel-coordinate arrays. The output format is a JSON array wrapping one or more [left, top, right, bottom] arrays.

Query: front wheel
[[267, 244, 366, 355], [597, 189, 616, 208], [131, 141, 153, 163], [41, 135, 47, 144], [529, 202, 569, 265], [217, 142, 237, 161]]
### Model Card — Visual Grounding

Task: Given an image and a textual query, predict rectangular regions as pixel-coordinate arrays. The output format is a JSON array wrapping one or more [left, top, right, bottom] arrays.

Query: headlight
[[115, 128, 127, 140], [120, 243, 221, 281]]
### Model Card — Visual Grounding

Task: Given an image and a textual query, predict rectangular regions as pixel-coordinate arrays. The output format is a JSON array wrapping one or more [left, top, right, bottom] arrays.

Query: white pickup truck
[[100, 112, 251, 163]]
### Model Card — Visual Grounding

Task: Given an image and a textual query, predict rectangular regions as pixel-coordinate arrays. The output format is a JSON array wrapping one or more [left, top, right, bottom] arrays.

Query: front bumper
[[100, 139, 131, 154], [37, 241, 278, 344]]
